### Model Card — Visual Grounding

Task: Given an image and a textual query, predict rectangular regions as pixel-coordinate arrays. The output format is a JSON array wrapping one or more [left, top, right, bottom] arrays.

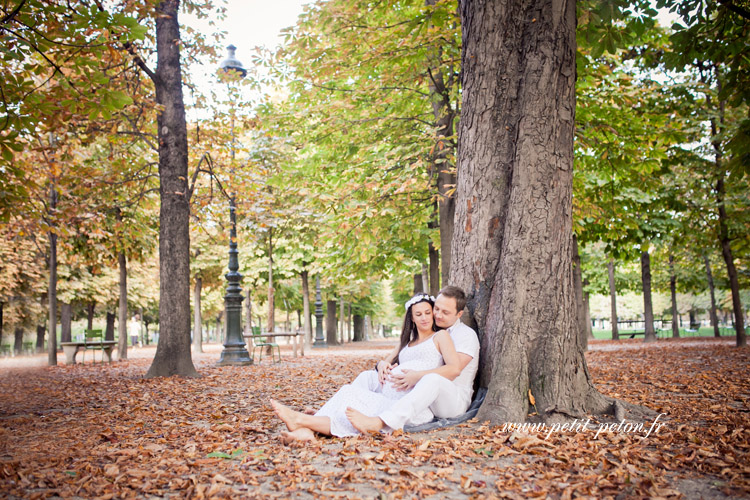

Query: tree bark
[[118, 248, 128, 360], [669, 254, 680, 338], [301, 270, 311, 351], [105, 311, 115, 341], [608, 259, 619, 340], [353, 314, 364, 342], [267, 230, 274, 334], [583, 284, 594, 340], [146, 0, 198, 378], [14, 327, 23, 355], [572, 235, 588, 349], [340, 299, 345, 344], [325, 299, 338, 345], [193, 276, 203, 353], [244, 286, 252, 335], [36, 324, 45, 353], [48, 180, 57, 365], [452, 0, 616, 424], [708, 70, 745, 346], [0, 302, 3, 346], [413, 274, 424, 294], [61, 302, 71, 343], [703, 254, 720, 337], [716, 176, 745, 346], [87, 302, 94, 331], [428, 241, 440, 296], [641, 251, 657, 343]]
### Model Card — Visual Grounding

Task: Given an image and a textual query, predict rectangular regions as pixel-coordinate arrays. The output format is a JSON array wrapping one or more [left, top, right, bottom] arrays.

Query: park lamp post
[[313, 275, 326, 347], [216, 45, 252, 366]]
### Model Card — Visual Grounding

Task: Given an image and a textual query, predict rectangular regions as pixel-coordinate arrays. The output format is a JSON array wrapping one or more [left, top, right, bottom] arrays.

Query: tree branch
[[0, 0, 26, 25]]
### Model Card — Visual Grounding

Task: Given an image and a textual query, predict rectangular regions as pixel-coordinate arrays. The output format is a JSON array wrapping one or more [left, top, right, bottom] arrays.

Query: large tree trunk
[[301, 270, 311, 351], [105, 312, 115, 341], [641, 251, 657, 343], [452, 0, 615, 424], [703, 254, 720, 337], [267, 230, 274, 334], [118, 248, 128, 360], [669, 254, 680, 338], [48, 181, 57, 365], [193, 276, 203, 353], [608, 259, 619, 340], [571, 235, 588, 349], [61, 302, 72, 343], [326, 299, 338, 345], [339, 299, 346, 344], [146, 0, 198, 378], [353, 314, 364, 342]]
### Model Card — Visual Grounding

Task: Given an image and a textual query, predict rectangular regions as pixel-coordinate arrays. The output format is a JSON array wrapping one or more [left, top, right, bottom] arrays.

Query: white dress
[[315, 334, 444, 437]]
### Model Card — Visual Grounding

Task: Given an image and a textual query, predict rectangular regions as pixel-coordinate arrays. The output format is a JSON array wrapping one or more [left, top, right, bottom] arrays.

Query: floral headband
[[404, 294, 435, 311]]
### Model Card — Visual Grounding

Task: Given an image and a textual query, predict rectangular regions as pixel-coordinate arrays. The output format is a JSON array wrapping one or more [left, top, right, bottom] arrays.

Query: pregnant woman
[[271, 294, 460, 442]]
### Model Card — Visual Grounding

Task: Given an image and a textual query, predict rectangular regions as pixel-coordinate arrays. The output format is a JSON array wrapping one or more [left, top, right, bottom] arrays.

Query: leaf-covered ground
[[0, 338, 747, 499]]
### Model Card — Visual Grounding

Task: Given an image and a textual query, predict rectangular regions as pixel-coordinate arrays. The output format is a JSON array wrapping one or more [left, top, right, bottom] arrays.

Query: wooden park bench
[[60, 329, 117, 364]]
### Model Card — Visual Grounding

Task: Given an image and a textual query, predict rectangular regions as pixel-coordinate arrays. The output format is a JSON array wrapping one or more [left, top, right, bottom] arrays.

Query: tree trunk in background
[[244, 286, 252, 335], [118, 247, 128, 360], [583, 284, 594, 340], [708, 70, 745, 347], [413, 274, 424, 295], [353, 314, 364, 341], [451, 0, 615, 424], [608, 259, 619, 340], [61, 302, 72, 343], [703, 254, 720, 337], [641, 251, 656, 343], [87, 302, 95, 331], [326, 300, 338, 345], [428, 241, 440, 296], [47, 180, 58, 364], [669, 254, 680, 338], [145, 0, 198, 378], [572, 235, 588, 349], [340, 299, 345, 344], [421, 264, 429, 295], [267, 230, 275, 334], [301, 270, 311, 351], [717, 177, 745, 346], [36, 324, 45, 353], [0, 302, 4, 346], [14, 327, 23, 355], [193, 277, 203, 353], [105, 312, 115, 341]]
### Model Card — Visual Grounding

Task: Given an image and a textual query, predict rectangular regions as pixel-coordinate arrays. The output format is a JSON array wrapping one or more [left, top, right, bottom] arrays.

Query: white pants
[[352, 371, 469, 431]]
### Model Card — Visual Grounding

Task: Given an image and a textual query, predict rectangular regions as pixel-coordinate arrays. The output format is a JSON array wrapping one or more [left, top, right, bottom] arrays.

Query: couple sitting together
[[271, 286, 479, 442]]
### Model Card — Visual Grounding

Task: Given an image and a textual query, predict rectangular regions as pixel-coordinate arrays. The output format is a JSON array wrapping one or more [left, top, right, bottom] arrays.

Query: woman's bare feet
[[270, 399, 303, 432], [280, 427, 317, 444], [345, 407, 385, 434]]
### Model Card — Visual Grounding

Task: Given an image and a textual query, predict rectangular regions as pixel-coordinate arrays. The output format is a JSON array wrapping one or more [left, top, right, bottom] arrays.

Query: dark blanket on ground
[[404, 388, 487, 432]]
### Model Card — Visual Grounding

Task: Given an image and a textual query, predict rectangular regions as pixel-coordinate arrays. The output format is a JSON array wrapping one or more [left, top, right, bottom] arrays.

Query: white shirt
[[447, 318, 480, 403]]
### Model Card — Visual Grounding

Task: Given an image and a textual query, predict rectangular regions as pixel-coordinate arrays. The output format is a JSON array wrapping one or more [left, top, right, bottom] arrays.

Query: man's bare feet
[[280, 427, 317, 445], [270, 399, 303, 432], [346, 407, 385, 434]]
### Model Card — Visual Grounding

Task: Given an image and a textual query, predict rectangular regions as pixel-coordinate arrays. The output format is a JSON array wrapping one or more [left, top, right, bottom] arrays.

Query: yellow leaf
[[528, 389, 535, 406]]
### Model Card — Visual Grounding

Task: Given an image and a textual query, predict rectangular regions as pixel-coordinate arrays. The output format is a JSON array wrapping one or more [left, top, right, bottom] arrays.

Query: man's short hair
[[438, 285, 467, 312]]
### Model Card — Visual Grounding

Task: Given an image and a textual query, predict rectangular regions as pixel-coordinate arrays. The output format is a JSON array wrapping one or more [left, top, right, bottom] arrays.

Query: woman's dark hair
[[391, 294, 436, 365]]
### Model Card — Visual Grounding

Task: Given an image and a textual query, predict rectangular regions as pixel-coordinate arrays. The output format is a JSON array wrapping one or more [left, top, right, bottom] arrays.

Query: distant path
[[0, 335, 734, 370]]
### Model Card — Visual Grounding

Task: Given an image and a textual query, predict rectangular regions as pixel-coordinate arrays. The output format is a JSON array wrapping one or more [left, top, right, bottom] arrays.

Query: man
[[346, 285, 480, 433]]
